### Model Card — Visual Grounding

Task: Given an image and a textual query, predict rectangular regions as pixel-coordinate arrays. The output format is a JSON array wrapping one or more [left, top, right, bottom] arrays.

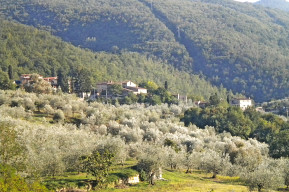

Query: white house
[[122, 81, 137, 88], [124, 87, 148, 95], [96, 81, 147, 96], [230, 98, 253, 110]]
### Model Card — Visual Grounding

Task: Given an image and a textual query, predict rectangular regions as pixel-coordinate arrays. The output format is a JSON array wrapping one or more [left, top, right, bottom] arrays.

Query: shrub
[[53, 110, 65, 123]]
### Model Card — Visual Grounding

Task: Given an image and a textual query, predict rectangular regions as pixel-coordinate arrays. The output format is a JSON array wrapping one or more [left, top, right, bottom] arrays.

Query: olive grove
[[0, 90, 287, 191]]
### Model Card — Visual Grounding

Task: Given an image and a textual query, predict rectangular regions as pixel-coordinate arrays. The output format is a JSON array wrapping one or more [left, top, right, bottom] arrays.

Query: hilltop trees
[[0, 19, 224, 99]]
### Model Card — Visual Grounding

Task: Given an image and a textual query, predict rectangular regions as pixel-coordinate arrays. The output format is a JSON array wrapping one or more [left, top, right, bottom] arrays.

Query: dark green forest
[[2, 0, 289, 101], [0, 19, 225, 99]]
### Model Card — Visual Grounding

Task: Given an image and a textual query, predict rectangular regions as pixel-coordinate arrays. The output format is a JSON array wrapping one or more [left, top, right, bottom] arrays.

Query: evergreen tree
[[164, 81, 168, 90], [57, 69, 69, 93], [0, 70, 14, 90], [8, 65, 13, 80]]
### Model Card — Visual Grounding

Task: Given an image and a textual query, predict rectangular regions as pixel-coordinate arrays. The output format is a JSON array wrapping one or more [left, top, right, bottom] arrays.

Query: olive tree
[[279, 158, 289, 189], [241, 158, 284, 192], [200, 150, 231, 178], [183, 150, 202, 173], [136, 145, 165, 185]]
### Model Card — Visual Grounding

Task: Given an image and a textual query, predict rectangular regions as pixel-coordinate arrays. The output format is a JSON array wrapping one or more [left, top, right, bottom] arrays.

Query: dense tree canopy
[[2, 0, 289, 101], [182, 104, 289, 157], [0, 19, 226, 100]]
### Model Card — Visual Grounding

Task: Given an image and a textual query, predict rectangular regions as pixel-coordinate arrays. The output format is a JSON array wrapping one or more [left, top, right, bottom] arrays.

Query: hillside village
[[17, 73, 253, 110], [2, 0, 289, 191]]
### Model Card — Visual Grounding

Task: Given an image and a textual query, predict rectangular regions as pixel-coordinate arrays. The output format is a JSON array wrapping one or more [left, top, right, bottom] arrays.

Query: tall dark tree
[[164, 81, 168, 90], [8, 65, 13, 80], [0, 70, 14, 90], [57, 69, 69, 93], [72, 68, 92, 93], [209, 93, 220, 106]]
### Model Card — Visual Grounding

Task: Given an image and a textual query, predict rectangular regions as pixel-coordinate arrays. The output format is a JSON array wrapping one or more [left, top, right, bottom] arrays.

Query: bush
[[0, 164, 49, 192], [53, 110, 65, 123]]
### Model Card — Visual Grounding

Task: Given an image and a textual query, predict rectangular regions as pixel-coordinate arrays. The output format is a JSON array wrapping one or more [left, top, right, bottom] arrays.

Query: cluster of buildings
[[18, 74, 253, 110], [19, 74, 58, 89], [96, 80, 147, 96], [196, 98, 253, 110]]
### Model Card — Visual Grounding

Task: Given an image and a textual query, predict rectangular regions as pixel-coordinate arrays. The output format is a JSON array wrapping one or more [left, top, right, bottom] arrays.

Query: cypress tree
[[8, 65, 13, 80]]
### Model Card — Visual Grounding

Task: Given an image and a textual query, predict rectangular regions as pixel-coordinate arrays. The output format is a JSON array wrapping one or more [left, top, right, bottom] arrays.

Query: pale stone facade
[[230, 98, 252, 110]]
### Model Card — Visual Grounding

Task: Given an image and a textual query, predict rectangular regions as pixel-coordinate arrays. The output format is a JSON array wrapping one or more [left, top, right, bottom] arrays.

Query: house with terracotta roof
[[20, 74, 43, 85], [20, 74, 58, 89], [43, 77, 58, 88]]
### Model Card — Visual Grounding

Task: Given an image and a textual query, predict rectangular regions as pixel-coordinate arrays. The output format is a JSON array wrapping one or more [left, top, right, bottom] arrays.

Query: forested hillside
[[256, 0, 289, 11], [2, 0, 289, 101], [0, 0, 192, 70], [0, 19, 225, 99], [146, 0, 289, 102]]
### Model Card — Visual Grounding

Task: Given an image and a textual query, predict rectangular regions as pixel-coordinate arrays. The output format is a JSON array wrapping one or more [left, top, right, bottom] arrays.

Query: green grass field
[[43, 168, 252, 192], [99, 169, 249, 192]]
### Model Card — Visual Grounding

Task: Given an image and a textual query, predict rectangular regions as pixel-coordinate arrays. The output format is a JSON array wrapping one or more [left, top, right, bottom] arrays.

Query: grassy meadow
[[43, 165, 251, 192]]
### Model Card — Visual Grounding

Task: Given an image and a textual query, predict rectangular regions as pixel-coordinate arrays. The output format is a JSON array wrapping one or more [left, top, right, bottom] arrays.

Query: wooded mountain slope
[[0, 19, 225, 99], [1, 0, 289, 101], [256, 0, 289, 12]]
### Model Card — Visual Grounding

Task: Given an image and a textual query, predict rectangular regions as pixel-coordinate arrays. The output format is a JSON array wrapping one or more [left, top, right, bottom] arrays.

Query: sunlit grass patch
[[98, 169, 249, 192]]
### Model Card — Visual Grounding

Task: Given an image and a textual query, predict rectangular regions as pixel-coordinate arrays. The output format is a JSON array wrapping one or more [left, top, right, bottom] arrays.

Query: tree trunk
[[89, 180, 97, 190], [86, 182, 92, 191], [257, 183, 263, 192], [149, 171, 155, 185], [212, 172, 217, 178]]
